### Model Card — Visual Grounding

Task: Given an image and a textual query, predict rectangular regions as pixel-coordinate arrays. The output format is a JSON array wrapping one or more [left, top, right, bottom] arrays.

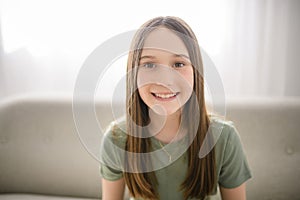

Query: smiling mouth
[[151, 92, 179, 100]]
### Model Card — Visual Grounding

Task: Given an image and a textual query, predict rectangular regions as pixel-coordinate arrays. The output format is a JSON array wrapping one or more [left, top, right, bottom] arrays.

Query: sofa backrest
[[226, 97, 300, 200], [0, 95, 299, 199], [0, 95, 103, 198]]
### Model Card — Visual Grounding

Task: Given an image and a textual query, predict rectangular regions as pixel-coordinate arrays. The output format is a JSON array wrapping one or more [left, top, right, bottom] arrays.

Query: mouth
[[151, 92, 179, 101]]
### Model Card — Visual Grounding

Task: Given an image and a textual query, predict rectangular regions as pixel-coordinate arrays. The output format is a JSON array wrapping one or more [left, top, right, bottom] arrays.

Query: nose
[[156, 65, 174, 86], [137, 64, 184, 92]]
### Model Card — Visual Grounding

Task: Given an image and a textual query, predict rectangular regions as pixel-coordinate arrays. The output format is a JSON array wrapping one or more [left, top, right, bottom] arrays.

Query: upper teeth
[[154, 93, 177, 98]]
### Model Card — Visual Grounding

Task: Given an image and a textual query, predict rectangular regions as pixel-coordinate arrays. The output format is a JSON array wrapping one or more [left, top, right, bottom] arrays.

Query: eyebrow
[[140, 54, 190, 60]]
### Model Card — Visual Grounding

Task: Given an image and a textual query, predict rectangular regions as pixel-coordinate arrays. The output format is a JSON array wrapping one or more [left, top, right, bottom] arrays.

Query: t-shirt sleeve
[[99, 122, 125, 181], [218, 124, 252, 188], [100, 163, 123, 181]]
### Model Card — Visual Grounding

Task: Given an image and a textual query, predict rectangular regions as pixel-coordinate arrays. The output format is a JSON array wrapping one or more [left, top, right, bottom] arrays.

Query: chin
[[151, 105, 181, 116]]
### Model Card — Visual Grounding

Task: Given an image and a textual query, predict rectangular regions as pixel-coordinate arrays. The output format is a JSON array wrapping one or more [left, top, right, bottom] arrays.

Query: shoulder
[[209, 114, 247, 165], [208, 114, 242, 150], [209, 115, 252, 188], [103, 117, 128, 149], [209, 114, 237, 138], [100, 118, 127, 178]]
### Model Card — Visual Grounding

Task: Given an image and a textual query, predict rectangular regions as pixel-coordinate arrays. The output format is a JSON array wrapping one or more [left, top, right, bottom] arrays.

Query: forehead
[[142, 27, 189, 56]]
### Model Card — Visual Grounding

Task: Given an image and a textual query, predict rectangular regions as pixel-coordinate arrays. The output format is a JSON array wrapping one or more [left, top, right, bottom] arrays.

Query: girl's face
[[137, 27, 194, 116]]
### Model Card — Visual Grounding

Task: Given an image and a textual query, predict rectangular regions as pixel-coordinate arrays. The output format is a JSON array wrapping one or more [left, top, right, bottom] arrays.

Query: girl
[[100, 16, 252, 200]]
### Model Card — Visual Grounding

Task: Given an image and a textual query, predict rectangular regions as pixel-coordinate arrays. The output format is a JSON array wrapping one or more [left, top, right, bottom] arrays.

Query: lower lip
[[152, 93, 179, 101]]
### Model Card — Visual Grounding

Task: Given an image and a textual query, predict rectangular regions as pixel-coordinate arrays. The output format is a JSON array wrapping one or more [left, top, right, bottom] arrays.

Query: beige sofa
[[0, 95, 299, 200]]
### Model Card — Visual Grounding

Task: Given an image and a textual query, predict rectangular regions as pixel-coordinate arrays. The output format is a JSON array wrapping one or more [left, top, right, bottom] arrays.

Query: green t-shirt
[[99, 116, 252, 200]]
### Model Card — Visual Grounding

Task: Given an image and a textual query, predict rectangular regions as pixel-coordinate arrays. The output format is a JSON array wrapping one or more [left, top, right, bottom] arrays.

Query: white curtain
[[218, 0, 300, 97], [0, 0, 299, 101]]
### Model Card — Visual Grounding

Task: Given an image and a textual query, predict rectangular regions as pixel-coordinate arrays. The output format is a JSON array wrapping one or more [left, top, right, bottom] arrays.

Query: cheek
[[138, 86, 146, 97], [137, 71, 147, 100], [138, 85, 150, 102], [181, 67, 194, 89]]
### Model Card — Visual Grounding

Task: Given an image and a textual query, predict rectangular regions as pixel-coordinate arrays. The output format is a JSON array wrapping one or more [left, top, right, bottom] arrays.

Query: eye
[[142, 63, 156, 68], [173, 62, 185, 68]]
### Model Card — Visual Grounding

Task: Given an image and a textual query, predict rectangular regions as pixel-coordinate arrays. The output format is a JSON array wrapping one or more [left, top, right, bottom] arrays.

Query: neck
[[148, 108, 183, 143]]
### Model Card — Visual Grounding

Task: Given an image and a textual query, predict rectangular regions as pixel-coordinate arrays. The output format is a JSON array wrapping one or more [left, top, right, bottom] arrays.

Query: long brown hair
[[124, 16, 216, 199]]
